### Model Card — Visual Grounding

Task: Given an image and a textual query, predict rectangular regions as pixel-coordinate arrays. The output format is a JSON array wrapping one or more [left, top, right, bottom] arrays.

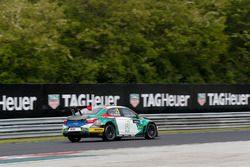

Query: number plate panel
[[68, 127, 81, 132]]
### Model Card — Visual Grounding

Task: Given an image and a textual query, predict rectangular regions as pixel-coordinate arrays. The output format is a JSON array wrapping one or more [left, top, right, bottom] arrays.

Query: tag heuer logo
[[48, 94, 60, 109], [197, 93, 206, 106], [130, 94, 140, 107]]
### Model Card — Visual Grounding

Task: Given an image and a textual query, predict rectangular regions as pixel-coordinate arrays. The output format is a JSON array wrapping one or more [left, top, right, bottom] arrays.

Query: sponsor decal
[[130, 94, 140, 107], [62, 94, 120, 107], [141, 93, 190, 107], [0, 95, 37, 111], [197, 93, 250, 106], [48, 94, 60, 109], [130, 93, 191, 108], [197, 93, 206, 106], [133, 120, 141, 124], [89, 128, 104, 133], [48, 94, 120, 109], [207, 93, 250, 106], [137, 125, 143, 129]]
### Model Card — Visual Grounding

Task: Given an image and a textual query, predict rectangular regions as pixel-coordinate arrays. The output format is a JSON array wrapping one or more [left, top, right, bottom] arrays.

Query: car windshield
[[78, 107, 103, 116]]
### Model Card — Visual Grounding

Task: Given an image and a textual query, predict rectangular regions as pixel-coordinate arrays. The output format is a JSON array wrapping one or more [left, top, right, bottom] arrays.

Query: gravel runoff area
[[1, 141, 250, 167]]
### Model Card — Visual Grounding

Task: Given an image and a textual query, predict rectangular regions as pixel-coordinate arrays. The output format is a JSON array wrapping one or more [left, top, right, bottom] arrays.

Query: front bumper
[[63, 127, 104, 137]]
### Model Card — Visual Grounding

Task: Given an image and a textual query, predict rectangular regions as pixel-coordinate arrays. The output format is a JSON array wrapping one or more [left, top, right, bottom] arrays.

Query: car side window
[[107, 108, 121, 117], [120, 108, 136, 118]]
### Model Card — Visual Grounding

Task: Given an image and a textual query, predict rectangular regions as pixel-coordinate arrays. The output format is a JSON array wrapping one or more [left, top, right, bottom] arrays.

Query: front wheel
[[68, 136, 81, 142], [145, 123, 157, 139], [102, 124, 116, 141]]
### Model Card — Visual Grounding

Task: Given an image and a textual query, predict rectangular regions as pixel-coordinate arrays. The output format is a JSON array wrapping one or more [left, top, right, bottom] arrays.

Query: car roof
[[96, 105, 128, 109]]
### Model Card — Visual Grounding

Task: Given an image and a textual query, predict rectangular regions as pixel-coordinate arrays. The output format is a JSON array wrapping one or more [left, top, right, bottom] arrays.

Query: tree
[[0, 0, 69, 83], [223, 0, 250, 83], [61, 0, 229, 83], [0, 0, 248, 84]]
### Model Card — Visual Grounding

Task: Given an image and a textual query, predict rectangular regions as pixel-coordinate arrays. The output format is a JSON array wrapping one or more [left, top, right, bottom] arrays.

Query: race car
[[62, 106, 158, 142]]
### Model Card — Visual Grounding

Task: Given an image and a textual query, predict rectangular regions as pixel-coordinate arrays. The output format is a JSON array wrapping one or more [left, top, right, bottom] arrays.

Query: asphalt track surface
[[1, 130, 250, 157]]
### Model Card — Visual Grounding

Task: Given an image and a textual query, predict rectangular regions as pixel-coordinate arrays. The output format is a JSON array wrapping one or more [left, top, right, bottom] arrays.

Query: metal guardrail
[[0, 117, 64, 139], [1, 112, 250, 139]]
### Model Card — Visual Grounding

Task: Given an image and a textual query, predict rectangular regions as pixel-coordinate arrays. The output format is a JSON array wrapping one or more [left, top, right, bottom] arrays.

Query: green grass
[[0, 136, 64, 144], [1, 127, 250, 144]]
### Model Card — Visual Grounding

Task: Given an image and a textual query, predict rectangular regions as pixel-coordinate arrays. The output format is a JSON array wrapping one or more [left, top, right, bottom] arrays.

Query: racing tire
[[68, 136, 81, 142], [102, 124, 116, 141], [145, 123, 157, 139], [115, 137, 122, 141]]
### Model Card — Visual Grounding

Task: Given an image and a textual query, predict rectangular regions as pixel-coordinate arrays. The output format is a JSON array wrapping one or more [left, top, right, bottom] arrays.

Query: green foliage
[[0, 0, 69, 83], [223, 0, 250, 83], [0, 0, 249, 83]]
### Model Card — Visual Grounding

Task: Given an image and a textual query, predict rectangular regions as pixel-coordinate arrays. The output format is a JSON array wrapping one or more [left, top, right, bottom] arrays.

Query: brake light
[[86, 118, 98, 123], [63, 120, 68, 124], [87, 105, 92, 111]]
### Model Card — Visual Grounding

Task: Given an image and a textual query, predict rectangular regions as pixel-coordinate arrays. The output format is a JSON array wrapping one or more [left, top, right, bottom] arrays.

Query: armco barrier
[[0, 117, 64, 139], [1, 112, 250, 139]]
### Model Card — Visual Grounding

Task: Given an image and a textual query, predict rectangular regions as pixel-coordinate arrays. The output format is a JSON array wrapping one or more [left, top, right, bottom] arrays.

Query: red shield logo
[[130, 94, 140, 108], [48, 94, 60, 109], [197, 93, 206, 106]]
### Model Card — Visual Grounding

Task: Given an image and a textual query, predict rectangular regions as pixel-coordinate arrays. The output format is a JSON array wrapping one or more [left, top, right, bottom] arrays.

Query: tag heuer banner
[[0, 84, 249, 119]]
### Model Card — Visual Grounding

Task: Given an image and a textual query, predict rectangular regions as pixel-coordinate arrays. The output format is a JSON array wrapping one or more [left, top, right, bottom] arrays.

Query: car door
[[119, 107, 141, 136], [107, 108, 128, 136]]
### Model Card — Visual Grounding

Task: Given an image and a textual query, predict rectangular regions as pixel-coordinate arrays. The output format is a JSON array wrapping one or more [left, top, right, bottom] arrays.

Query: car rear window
[[79, 107, 103, 116]]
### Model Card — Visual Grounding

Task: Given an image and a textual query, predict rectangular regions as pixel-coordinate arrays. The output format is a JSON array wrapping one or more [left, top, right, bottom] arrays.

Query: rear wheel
[[68, 136, 81, 142], [115, 137, 122, 141], [103, 124, 116, 141], [145, 123, 157, 139]]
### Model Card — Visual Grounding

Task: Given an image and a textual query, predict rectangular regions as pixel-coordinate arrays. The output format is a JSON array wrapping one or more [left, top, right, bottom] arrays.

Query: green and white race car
[[62, 106, 158, 142]]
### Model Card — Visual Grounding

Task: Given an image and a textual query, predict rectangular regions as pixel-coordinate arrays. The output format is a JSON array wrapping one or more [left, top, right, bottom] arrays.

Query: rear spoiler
[[60, 105, 92, 116]]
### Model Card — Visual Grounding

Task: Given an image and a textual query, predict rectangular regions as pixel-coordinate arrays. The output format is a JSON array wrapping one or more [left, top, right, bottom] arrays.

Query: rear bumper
[[63, 128, 104, 137]]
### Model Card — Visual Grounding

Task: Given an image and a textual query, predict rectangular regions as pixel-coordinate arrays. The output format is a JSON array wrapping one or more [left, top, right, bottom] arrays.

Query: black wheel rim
[[106, 126, 115, 139], [69, 136, 80, 142], [148, 124, 156, 137]]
